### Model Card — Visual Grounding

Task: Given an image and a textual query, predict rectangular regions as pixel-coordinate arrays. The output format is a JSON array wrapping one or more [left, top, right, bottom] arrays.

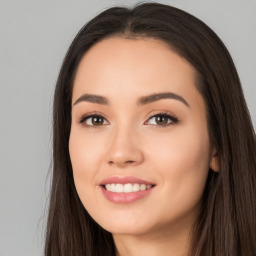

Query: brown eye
[[146, 113, 179, 127], [80, 114, 108, 128], [91, 116, 104, 126], [155, 116, 169, 125]]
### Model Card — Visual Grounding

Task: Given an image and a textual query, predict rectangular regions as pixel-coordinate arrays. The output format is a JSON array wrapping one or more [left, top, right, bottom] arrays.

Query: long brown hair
[[45, 2, 256, 255]]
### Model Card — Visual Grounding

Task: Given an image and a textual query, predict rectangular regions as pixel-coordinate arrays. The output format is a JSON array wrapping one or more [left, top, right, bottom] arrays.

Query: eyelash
[[79, 111, 179, 129]]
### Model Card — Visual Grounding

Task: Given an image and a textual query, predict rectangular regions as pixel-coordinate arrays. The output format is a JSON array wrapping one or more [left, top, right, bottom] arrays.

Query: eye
[[79, 112, 179, 129], [146, 112, 179, 127], [79, 113, 108, 128]]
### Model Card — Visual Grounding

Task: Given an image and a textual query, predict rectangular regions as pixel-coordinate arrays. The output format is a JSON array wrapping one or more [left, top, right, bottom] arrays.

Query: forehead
[[75, 36, 196, 77], [72, 37, 199, 105]]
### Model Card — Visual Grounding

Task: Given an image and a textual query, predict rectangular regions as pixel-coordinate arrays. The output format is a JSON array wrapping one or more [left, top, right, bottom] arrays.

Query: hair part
[[45, 2, 256, 256]]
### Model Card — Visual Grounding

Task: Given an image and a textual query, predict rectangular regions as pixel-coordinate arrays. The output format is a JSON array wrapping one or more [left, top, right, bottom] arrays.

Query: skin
[[69, 37, 219, 256]]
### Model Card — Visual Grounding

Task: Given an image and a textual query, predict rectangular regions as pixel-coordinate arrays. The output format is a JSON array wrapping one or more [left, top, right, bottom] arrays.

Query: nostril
[[125, 160, 135, 164]]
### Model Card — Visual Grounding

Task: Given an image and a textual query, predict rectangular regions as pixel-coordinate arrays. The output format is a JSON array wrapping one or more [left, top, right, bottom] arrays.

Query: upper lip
[[99, 176, 155, 186]]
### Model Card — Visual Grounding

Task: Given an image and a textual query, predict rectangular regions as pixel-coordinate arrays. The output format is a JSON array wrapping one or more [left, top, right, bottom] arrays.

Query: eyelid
[[145, 110, 178, 121]]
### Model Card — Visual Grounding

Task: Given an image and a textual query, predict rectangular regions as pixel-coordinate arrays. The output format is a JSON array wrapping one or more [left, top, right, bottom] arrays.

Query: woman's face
[[69, 37, 218, 237]]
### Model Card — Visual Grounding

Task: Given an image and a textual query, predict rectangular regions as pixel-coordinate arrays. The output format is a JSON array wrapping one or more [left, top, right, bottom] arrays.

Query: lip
[[99, 176, 155, 186], [99, 176, 156, 204]]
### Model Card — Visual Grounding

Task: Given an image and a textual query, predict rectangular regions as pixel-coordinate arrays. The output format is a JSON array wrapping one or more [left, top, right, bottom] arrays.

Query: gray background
[[0, 1, 255, 255]]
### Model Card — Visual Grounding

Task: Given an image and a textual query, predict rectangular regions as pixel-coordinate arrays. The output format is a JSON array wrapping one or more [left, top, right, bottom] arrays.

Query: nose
[[107, 124, 144, 168]]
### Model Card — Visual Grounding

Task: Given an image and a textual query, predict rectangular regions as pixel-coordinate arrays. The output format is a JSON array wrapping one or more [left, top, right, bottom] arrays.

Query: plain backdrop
[[0, 1, 255, 255]]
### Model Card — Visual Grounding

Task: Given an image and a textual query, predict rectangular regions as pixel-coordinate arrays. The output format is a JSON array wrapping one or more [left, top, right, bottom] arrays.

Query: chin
[[103, 223, 152, 236], [93, 213, 157, 236]]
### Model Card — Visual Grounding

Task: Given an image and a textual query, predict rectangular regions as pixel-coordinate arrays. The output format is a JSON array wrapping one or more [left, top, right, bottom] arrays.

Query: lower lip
[[100, 186, 155, 204]]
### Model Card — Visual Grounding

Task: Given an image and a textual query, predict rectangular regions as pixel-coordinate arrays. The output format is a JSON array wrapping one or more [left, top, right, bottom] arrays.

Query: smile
[[99, 176, 156, 203]]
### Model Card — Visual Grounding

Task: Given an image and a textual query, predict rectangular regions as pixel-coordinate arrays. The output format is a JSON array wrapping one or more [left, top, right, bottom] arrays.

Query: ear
[[210, 146, 219, 172]]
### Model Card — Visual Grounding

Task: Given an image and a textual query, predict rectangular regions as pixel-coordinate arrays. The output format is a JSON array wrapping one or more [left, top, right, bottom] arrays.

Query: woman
[[45, 2, 256, 256]]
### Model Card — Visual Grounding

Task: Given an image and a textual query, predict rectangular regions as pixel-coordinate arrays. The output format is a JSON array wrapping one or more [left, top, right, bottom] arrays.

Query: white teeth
[[110, 183, 116, 192], [106, 184, 111, 191], [105, 183, 153, 193], [140, 184, 146, 191], [133, 183, 140, 192], [124, 183, 133, 193], [115, 184, 123, 193]]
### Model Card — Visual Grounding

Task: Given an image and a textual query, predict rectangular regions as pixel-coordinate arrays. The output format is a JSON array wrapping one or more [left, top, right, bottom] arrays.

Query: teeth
[[140, 184, 146, 191], [110, 183, 116, 192], [133, 183, 140, 192], [106, 184, 111, 191], [124, 183, 132, 193], [104, 183, 153, 193], [116, 184, 123, 193]]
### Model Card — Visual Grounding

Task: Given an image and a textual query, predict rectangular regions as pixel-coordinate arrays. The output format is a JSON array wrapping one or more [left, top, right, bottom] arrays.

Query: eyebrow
[[73, 92, 190, 107]]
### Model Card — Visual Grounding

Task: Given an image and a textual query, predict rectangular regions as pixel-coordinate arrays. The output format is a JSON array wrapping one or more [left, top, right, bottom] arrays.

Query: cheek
[[69, 125, 107, 173], [68, 127, 102, 204], [147, 125, 211, 208]]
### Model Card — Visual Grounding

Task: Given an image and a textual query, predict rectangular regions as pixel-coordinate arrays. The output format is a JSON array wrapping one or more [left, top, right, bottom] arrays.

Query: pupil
[[93, 117, 103, 125], [157, 116, 167, 125]]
